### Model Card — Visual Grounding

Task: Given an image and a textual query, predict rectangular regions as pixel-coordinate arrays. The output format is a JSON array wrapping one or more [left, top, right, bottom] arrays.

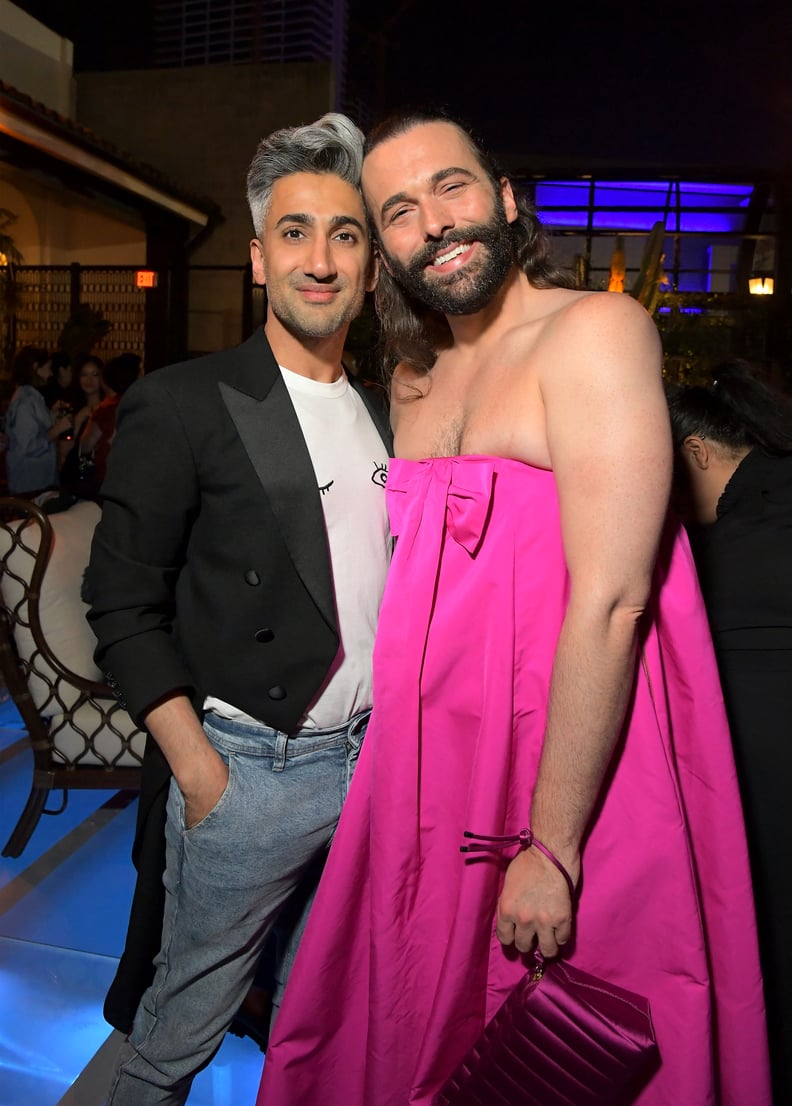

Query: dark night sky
[[346, 0, 792, 171], [11, 0, 792, 170]]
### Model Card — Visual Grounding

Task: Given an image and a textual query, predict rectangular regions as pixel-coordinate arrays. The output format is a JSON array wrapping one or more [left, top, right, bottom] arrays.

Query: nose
[[305, 235, 337, 280], [419, 197, 454, 240]]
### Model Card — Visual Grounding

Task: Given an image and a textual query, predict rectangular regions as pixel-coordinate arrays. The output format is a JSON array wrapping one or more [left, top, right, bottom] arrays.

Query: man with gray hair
[[86, 112, 391, 1105]]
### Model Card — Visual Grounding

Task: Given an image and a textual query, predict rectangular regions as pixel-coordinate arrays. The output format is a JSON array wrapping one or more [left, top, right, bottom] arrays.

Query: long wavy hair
[[364, 107, 576, 377], [667, 359, 792, 457]]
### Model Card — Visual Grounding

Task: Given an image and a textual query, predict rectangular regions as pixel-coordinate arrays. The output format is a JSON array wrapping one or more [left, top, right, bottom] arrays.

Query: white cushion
[[49, 702, 143, 767], [0, 501, 144, 766]]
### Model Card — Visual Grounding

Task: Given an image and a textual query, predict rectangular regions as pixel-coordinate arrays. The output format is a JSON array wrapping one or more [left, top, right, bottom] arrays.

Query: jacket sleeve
[[85, 375, 200, 723]]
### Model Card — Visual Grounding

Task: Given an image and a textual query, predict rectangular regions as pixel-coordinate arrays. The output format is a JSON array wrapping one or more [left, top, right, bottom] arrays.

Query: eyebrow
[[274, 212, 366, 233], [379, 167, 477, 222]]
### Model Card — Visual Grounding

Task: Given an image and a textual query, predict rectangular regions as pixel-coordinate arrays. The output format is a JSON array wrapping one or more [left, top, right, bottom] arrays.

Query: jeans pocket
[[181, 751, 236, 835]]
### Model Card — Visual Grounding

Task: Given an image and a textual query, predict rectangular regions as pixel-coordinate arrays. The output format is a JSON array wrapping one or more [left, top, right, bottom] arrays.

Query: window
[[527, 177, 774, 294]]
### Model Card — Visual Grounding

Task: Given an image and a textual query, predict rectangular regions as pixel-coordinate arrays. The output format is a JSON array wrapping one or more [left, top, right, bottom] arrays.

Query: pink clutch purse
[[439, 828, 659, 1106], [436, 954, 658, 1106]]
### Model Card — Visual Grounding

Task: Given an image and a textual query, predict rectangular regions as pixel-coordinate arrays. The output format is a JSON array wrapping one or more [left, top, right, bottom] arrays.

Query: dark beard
[[382, 200, 515, 316]]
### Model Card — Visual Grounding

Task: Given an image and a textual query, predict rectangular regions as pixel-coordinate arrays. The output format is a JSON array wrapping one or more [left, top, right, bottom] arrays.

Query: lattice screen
[[12, 268, 72, 352], [11, 267, 145, 361], [80, 269, 146, 359]]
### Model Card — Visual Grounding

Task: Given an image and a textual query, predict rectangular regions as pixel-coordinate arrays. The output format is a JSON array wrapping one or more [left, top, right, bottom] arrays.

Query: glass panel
[[536, 179, 754, 234]]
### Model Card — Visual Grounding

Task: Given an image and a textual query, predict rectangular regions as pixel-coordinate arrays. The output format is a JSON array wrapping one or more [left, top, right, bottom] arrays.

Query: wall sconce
[[748, 275, 774, 295]]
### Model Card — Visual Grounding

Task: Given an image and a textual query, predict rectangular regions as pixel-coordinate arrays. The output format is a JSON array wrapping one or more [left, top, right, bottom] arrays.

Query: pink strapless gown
[[258, 457, 771, 1106]]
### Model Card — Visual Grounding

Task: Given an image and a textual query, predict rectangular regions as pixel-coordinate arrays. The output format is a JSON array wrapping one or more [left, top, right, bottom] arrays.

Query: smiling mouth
[[298, 286, 340, 298], [431, 242, 472, 267]]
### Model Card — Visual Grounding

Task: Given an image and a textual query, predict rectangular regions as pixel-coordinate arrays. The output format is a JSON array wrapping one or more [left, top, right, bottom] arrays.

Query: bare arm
[[79, 416, 102, 455], [143, 693, 228, 829], [72, 405, 91, 438], [47, 414, 73, 441], [497, 293, 671, 956]]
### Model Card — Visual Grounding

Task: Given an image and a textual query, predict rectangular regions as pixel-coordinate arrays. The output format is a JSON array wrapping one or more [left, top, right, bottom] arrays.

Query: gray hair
[[246, 112, 365, 236]]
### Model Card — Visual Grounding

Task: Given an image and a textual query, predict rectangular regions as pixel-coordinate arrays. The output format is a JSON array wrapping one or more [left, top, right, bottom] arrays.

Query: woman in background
[[5, 346, 72, 494], [668, 359, 792, 1104], [71, 353, 105, 441], [59, 353, 105, 495], [77, 353, 142, 499], [40, 351, 82, 411]]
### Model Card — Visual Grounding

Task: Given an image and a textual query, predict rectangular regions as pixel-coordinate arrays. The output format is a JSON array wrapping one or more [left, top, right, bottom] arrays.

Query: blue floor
[[0, 697, 263, 1106]]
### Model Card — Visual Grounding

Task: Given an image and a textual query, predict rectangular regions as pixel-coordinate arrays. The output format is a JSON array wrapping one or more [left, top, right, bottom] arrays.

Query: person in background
[[40, 352, 82, 469], [71, 353, 105, 440], [78, 353, 142, 497], [5, 345, 72, 495], [668, 358, 792, 1105], [40, 351, 81, 410], [59, 354, 105, 496]]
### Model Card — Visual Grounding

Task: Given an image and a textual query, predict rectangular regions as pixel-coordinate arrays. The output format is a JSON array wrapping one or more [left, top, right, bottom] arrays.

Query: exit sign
[[135, 270, 158, 289]]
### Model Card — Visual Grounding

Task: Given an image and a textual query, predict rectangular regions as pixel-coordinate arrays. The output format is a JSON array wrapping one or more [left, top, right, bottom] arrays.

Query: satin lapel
[[219, 372, 336, 633]]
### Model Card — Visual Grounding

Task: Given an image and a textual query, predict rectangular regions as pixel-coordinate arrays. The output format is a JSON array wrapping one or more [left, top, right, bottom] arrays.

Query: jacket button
[[255, 628, 274, 643], [267, 685, 287, 700], [244, 570, 260, 586]]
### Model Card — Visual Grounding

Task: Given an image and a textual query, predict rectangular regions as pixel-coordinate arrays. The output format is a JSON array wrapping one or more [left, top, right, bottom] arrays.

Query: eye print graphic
[[371, 462, 388, 487], [318, 480, 334, 496]]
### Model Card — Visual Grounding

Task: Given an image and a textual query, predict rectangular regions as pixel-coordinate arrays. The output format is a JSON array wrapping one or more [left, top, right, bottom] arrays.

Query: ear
[[682, 435, 710, 470], [366, 250, 380, 293], [250, 238, 266, 286], [500, 177, 519, 224], [374, 239, 394, 279]]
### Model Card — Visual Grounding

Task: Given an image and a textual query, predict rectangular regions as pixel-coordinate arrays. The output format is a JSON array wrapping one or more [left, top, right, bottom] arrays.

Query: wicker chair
[[0, 496, 144, 857]]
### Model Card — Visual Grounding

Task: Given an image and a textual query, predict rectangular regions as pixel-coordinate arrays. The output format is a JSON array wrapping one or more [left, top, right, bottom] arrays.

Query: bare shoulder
[[533, 290, 662, 388], [547, 289, 659, 345], [494, 288, 660, 381]]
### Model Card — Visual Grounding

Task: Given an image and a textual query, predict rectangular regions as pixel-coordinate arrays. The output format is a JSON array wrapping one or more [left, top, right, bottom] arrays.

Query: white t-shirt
[[205, 366, 390, 730]]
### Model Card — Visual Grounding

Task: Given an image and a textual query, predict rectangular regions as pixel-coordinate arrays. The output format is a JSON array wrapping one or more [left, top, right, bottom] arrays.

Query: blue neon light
[[534, 180, 754, 234]]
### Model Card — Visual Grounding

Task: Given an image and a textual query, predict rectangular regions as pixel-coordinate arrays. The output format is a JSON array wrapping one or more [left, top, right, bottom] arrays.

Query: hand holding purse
[[437, 829, 659, 1106]]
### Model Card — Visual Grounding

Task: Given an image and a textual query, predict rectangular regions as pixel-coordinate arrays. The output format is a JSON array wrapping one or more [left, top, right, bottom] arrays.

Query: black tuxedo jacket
[[86, 327, 392, 1029], [88, 326, 391, 730]]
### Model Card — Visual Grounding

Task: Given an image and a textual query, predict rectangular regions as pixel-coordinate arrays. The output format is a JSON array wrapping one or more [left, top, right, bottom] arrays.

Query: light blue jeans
[[105, 709, 368, 1106]]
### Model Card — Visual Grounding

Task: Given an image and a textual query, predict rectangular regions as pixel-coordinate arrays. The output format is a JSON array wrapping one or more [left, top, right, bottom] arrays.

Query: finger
[[536, 927, 560, 959], [554, 919, 573, 947], [513, 925, 538, 955], [496, 919, 516, 947]]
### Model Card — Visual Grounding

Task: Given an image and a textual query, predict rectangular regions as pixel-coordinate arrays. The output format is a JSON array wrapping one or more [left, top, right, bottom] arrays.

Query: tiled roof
[[0, 78, 220, 218]]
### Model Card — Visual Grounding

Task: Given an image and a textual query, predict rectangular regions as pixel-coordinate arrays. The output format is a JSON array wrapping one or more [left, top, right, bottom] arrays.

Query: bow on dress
[[386, 457, 496, 557]]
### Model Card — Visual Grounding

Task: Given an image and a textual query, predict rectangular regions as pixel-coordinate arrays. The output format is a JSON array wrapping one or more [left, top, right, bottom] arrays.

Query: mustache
[[408, 230, 478, 271], [292, 276, 344, 290]]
